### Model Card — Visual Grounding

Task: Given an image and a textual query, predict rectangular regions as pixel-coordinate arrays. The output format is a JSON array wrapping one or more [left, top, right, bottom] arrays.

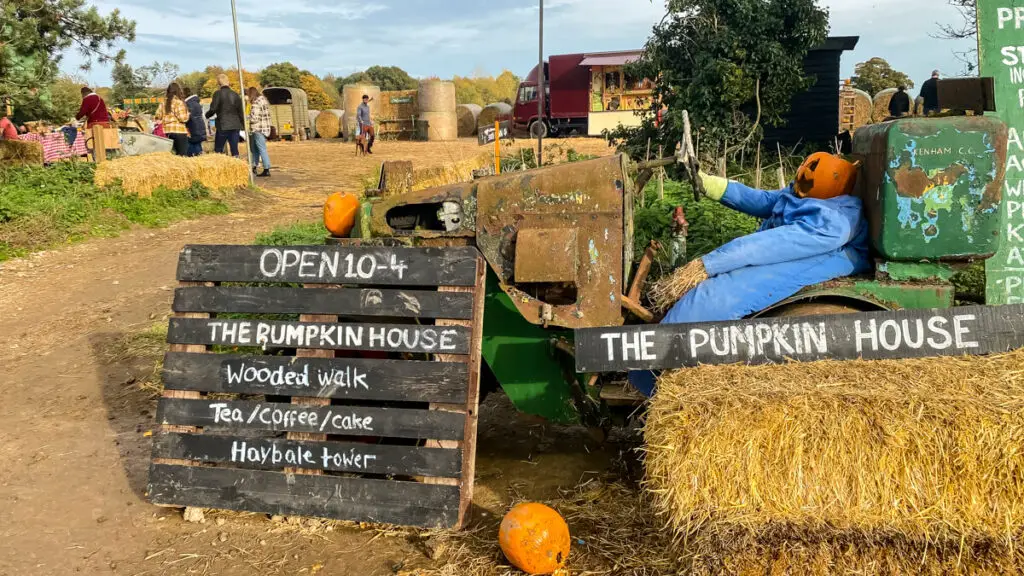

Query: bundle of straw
[[645, 350, 1024, 574], [0, 140, 44, 167], [648, 259, 707, 312], [315, 109, 344, 139], [873, 88, 899, 122], [94, 152, 249, 196], [850, 88, 873, 129], [478, 102, 512, 128]]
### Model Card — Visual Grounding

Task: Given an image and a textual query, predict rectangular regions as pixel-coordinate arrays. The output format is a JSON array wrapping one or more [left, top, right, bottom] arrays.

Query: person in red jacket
[[76, 87, 111, 128]]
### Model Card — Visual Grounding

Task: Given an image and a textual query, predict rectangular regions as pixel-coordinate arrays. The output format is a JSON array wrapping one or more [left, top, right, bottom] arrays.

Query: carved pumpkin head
[[498, 502, 571, 575], [323, 192, 361, 238], [794, 152, 859, 200]]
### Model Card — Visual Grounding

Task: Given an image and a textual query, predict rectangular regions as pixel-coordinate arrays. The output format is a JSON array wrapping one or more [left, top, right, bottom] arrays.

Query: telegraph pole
[[230, 0, 254, 185], [537, 0, 544, 166]]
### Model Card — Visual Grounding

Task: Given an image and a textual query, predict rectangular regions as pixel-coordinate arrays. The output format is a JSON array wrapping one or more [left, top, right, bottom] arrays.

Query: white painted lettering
[[926, 316, 953, 349], [902, 319, 924, 349], [855, 319, 878, 353], [260, 248, 282, 277], [953, 314, 980, 349], [803, 323, 828, 354], [299, 251, 317, 278], [878, 320, 901, 351], [640, 331, 657, 361], [621, 332, 640, 361], [320, 251, 339, 279], [689, 329, 709, 356]]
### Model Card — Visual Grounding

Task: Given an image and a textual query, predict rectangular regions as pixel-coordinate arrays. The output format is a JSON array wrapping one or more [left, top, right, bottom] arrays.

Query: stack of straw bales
[[478, 102, 512, 129], [315, 109, 344, 139], [94, 153, 250, 196], [644, 350, 1024, 574], [412, 152, 492, 190], [0, 140, 44, 167], [456, 104, 482, 137], [342, 84, 380, 138], [844, 88, 873, 131], [417, 80, 457, 141]]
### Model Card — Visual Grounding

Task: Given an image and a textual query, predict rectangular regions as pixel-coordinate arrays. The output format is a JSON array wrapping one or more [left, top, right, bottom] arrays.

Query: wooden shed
[[262, 87, 311, 141], [763, 36, 860, 148]]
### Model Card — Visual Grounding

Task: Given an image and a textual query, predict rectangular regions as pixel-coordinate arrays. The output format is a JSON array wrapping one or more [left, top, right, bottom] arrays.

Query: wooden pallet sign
[[574, 304, 1024, 373], [147, 244, 486, 529]]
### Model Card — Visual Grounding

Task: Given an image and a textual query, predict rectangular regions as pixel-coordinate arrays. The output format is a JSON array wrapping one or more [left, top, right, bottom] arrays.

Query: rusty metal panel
[[853, 116, 1008, 261], [515, 228, 578, 283], [476, 154, 627, 329]]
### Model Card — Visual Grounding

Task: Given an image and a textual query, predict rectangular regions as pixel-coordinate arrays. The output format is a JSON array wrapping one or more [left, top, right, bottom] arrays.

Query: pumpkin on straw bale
[[94, 152, 250, 196], [644, 350, 1024, 574], [0, 139, 44, 167]]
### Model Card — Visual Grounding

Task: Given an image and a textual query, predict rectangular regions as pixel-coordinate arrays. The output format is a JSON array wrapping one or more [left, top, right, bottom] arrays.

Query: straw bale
[[478, 102, 512, 128], [418, 111, 458, 142], [848, 88, 873, 129], [456, 104, 482, 137], [379, 90, 417, 120], [315, 109, 343, 139], [645, 350, 1024, 573], [417, 80, 456, 114], [342, 84, 380, 138], [307, 110, 320, 135], [872, 88, 900, 122], [94, 152, 249, 196], [0, 139, 44, 167], [413, 152, 491, 190]]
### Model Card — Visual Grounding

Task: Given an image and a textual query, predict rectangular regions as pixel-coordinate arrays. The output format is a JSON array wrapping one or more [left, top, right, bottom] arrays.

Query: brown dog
[[355, 133, 367, 156]]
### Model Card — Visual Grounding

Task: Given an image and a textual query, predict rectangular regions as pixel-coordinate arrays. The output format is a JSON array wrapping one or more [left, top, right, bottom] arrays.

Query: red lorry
[[513, 50, 652, 138]]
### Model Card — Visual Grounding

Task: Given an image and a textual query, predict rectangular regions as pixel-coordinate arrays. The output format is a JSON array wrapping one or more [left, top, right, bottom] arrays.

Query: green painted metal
[[851, 280, 954, 310], [480, 268, 580, 425], [853, 116, 1007, 262], [979, 0, 1024, 304], [876, 261, 956, 282]]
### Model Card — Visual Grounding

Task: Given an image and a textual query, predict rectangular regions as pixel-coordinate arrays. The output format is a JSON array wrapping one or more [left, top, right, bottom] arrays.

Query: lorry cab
[[513, 63, 550, 136]]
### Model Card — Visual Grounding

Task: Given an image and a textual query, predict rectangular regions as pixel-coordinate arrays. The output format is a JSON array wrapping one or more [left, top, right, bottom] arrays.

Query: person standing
[[247, 87, 272, 177], [356, 94, 375, 154], [182, 87, 207, 157], [76, 86, 111, 128], [888, 86, 911, 118], [920, 70, 940, 115], [156, 82, 190, 156], [0, 114, 18, 140], [205, 74, 245, 156]]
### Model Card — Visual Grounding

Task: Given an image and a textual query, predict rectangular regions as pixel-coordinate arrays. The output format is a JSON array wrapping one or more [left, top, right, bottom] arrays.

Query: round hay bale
[[872, 88, 899, 122], [478, 102, 513, 128], [315, 109, 344, 139], [914, 96, 925, 116], [418, 111, 458, 141], [342, 84, 380, 138], [850, 88, 873, 129], [308, 110, 321, 136], [456, 103, 482, 137], [417, 80, 456, 114]]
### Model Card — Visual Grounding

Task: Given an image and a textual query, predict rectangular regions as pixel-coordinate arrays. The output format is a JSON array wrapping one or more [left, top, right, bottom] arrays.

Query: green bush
[[254, 221, 326, 246]]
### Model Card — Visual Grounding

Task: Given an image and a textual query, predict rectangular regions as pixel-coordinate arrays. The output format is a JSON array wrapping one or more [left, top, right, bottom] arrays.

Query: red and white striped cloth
[[18, 131, 89, 164]]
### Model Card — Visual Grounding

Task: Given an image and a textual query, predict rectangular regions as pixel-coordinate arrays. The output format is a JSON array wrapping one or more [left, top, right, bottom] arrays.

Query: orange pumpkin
[[323, 192, 360, 237], [498, 503, 570, 575], [794, 152, 859, 200]]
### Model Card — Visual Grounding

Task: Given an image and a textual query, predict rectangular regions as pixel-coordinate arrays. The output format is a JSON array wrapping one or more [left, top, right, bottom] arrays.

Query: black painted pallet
[[147, 243, 486, 529]]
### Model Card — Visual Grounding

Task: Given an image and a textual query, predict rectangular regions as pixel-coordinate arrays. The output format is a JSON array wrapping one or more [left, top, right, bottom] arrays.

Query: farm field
[[0, 137, 637, 576]]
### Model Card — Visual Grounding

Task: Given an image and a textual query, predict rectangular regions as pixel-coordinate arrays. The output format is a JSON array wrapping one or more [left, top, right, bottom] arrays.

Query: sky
[[66, 0, 977, 95]]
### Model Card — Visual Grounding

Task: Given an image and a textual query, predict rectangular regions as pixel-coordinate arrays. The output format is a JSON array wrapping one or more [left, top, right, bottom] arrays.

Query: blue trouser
[[249, 132, 271, 170], [215, 129, 240, 157], [187, 141, 204, 157]]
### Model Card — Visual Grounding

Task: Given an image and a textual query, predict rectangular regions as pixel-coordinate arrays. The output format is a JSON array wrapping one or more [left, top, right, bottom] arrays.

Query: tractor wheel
[[766, 301, 863, 318]]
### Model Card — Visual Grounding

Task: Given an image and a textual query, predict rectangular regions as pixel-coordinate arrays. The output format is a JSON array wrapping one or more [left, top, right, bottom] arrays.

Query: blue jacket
[[629, 180, 871, 397], [184, 95, 207, 144]]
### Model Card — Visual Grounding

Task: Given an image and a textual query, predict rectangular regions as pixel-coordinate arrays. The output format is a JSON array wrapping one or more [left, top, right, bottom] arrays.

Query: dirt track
[[0, 138, 616, 575]]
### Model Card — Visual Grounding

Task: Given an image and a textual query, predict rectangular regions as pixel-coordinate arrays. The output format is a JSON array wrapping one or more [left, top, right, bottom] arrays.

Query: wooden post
[[91, 124, 106, 164], [657, 144, 664, 201], [494, 121, 501, 175]]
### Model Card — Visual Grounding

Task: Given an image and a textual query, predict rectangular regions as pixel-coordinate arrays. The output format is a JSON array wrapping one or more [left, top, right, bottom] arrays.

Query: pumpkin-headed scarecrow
[[629, 152, 871, 397]]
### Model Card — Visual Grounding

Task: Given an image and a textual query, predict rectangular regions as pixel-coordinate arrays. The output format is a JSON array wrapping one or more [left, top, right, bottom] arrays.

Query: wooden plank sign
[[574, 304, 1024, 373], [148, 244, 486, 529]]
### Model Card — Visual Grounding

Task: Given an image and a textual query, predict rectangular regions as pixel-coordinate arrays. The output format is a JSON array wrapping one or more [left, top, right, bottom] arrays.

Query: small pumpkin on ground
[[498, 502, 570, 575], [323, 192, 360, 237]]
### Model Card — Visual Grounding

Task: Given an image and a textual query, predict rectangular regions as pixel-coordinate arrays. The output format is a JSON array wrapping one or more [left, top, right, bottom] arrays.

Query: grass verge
[[0, 161, 230, 261], [254, 220, 326, 245]]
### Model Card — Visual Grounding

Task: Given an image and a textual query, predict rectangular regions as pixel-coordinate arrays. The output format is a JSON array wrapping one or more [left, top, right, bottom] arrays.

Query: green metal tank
[[853, 116, 1009, 261]]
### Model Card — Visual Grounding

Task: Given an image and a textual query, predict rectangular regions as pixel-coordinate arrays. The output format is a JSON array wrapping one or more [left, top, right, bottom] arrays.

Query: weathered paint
[[876, 261, 956, 282], [853, 116, 1008, 261], [979, 0, 1024, 304], [754, 278, 955, 315]]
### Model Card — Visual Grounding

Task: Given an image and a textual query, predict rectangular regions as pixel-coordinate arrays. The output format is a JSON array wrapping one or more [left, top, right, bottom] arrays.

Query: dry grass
[[645, 350, 1024, 574], [400, 478, 686, 576], [94, 152, 250, 196], [648, 259, 708, 312], [873, 88, 900, 122], [0, 139, 44, 166]]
